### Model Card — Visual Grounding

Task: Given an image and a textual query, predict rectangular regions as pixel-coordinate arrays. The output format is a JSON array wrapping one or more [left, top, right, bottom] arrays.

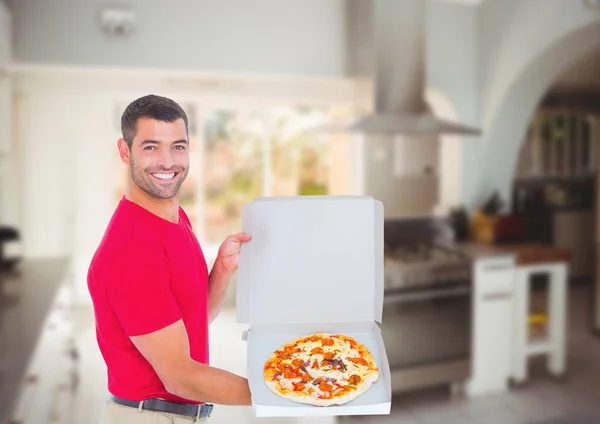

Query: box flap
[[236, 195, 384, 324]]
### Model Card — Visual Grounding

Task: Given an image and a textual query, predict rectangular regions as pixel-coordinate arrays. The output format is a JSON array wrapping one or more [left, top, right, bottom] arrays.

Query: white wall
[[427, 1, 480, 211], [10, 0, 347, 77], [15, 95, 75, 258]]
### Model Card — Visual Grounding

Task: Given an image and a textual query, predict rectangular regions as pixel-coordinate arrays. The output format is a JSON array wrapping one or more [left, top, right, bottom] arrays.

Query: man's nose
[[156, 149, 175, 169]]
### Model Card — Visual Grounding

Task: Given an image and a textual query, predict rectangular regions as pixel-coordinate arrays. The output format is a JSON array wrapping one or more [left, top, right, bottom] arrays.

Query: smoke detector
[[99, 8, 136, 37]]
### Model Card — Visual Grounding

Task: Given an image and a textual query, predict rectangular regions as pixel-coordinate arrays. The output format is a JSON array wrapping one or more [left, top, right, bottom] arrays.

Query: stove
[[384, 243, 472, 291], [381, 218, 473, 394]]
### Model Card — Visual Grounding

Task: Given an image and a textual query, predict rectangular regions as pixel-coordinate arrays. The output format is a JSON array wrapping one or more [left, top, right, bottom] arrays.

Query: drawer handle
[[483, 265, 511, 271], [482, 293, 512, 301]]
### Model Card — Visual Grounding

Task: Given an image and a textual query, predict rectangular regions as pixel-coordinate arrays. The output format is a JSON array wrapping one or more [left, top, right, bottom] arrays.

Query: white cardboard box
[[236, 195, 392, 418]]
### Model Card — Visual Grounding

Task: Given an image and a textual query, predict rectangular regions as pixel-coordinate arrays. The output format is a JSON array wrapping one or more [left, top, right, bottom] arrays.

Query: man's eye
[[144, 146, 156, 150], [174, 145, 187, 150]]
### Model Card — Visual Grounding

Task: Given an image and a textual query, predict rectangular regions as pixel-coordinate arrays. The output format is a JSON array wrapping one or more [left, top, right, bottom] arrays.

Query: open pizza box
[[236, 195, 392, 418]]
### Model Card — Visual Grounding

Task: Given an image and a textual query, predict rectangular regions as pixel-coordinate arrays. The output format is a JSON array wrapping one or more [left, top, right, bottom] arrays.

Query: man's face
[[121, 117, 189, 200]]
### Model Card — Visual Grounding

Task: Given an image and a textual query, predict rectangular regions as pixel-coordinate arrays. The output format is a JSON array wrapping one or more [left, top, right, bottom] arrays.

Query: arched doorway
[[479, 21, 600, 206], [480, 17, 600, 333]]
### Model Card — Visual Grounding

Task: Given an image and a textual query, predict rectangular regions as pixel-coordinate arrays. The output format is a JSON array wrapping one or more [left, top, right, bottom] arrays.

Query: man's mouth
[[151, 172, 178, 181]]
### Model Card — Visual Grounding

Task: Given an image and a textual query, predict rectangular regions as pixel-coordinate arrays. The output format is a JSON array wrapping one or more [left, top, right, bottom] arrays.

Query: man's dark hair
[[121, 94, 189, 148]]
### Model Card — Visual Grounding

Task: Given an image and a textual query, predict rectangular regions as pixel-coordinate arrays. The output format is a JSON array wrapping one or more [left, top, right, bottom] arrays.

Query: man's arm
[[131, 319, 252, 405], [207, 258, 233, 323], [207, 232, 251, 323]]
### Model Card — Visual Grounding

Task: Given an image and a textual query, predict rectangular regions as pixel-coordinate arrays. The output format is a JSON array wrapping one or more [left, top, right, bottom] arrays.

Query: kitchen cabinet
[[517, 110, 595, 179], [553, 209, 594, 280], [466, 255, 516, 396]]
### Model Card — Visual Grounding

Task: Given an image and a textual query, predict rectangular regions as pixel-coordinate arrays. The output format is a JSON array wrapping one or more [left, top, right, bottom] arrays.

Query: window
[[201, 105, 355, 245]]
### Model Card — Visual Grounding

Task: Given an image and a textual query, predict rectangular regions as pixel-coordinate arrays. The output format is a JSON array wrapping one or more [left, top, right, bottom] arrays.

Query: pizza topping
[[311, 347, 323, 354], [292, 358, 305, 367], [323, 352, 334, 360], [312, 360, 320, 369], [319, 382, 333, 392], [277, 364, 292, 373], [322, 338, 334, 346], [348, 357, 368, 366], [294, 383, 306, 391], [284, 371, 296, 379], [277, 351, 291, 360], [348, 375, 361, 385], [325, 377, 337, 383]]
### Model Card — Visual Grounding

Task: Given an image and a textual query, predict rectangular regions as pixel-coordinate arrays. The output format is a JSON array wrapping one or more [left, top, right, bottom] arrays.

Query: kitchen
[[2, 0, 600, 423]]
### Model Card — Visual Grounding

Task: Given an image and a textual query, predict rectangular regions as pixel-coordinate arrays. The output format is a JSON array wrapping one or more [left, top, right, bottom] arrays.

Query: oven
[[381, 281, 472, 392], [381, 217, 473, 392]]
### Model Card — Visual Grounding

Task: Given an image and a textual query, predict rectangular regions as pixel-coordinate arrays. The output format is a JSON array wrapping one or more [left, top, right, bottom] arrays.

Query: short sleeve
[[102, 239, 182, 337]]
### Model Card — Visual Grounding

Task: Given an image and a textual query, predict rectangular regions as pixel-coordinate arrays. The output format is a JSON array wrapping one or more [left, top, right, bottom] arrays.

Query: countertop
[[456, 241, 571, 266], [0, 258, 69, 424]]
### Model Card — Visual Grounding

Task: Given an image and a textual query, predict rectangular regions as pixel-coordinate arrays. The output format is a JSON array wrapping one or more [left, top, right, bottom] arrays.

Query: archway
[[478, 21, 600, 208]]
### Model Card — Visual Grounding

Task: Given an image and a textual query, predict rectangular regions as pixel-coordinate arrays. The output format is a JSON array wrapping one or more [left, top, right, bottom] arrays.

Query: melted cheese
[[272, 334, 377, 399]]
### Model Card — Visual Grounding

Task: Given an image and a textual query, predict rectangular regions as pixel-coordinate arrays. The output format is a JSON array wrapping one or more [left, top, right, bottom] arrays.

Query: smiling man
[[87, 95, 252, 424]]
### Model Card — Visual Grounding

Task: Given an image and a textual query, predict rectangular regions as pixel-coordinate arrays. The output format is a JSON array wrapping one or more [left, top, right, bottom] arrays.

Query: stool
[[511, 261, 568, 385]]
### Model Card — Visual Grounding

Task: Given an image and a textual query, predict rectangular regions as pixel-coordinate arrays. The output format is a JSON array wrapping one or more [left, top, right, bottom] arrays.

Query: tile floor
[[70, 283, 600, 424]]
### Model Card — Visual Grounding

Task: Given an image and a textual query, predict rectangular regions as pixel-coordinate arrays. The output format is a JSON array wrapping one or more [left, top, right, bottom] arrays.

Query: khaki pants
[[99, 399, 207, 424]]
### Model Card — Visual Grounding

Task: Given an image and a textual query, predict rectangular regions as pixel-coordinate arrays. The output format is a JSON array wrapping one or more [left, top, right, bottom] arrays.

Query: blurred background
[[1, 0, 600, 423]]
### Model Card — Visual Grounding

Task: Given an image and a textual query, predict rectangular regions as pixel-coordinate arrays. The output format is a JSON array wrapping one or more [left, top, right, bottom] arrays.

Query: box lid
[[237, 195, 384, 325]]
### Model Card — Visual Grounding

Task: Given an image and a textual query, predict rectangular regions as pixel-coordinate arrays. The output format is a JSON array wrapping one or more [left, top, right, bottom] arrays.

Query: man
[[88, 94, 252, 424]]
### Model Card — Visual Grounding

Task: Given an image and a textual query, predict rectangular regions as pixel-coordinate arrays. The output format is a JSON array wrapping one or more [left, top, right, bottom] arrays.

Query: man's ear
[[118, 138, 131, 165]]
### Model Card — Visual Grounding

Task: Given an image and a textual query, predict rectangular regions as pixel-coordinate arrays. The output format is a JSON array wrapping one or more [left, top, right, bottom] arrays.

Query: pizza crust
[[265, 371, 379, 407]]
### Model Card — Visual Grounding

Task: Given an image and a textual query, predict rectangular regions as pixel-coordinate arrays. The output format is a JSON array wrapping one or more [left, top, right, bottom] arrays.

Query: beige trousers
[[99, 399, 207, 424]]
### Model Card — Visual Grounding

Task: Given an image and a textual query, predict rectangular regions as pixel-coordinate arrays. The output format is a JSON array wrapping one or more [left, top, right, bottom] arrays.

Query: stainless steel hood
[[344, 0, 480, 136]]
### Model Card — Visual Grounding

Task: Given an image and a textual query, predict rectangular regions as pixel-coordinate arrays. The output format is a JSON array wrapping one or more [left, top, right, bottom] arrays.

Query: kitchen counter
[[0, 258, 69, 424], [457, 242, 570, 266]]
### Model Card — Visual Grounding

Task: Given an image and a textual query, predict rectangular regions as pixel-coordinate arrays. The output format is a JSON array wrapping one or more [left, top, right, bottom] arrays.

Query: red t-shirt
[[87, 196, 210, 404]]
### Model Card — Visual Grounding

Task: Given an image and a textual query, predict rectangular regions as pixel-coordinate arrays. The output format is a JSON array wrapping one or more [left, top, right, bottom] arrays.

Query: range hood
[[339, 0, 481, 136]]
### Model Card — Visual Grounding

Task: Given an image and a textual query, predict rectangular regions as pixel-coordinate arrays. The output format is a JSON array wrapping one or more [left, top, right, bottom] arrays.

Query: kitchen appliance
[[381, 218, 473, 392], [316, 0, 480, 137]]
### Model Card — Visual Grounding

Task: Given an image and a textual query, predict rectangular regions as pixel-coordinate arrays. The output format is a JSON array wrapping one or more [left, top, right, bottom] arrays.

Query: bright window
[[201, 106, 355, 245]]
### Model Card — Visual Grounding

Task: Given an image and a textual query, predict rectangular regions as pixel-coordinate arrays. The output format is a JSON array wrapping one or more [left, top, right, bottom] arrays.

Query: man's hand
[[215, 232, 251, 272], [208, 232, 251, 323]]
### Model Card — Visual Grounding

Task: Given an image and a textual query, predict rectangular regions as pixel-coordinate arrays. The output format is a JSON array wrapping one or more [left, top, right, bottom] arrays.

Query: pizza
[[263, 333, 379, 407]]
